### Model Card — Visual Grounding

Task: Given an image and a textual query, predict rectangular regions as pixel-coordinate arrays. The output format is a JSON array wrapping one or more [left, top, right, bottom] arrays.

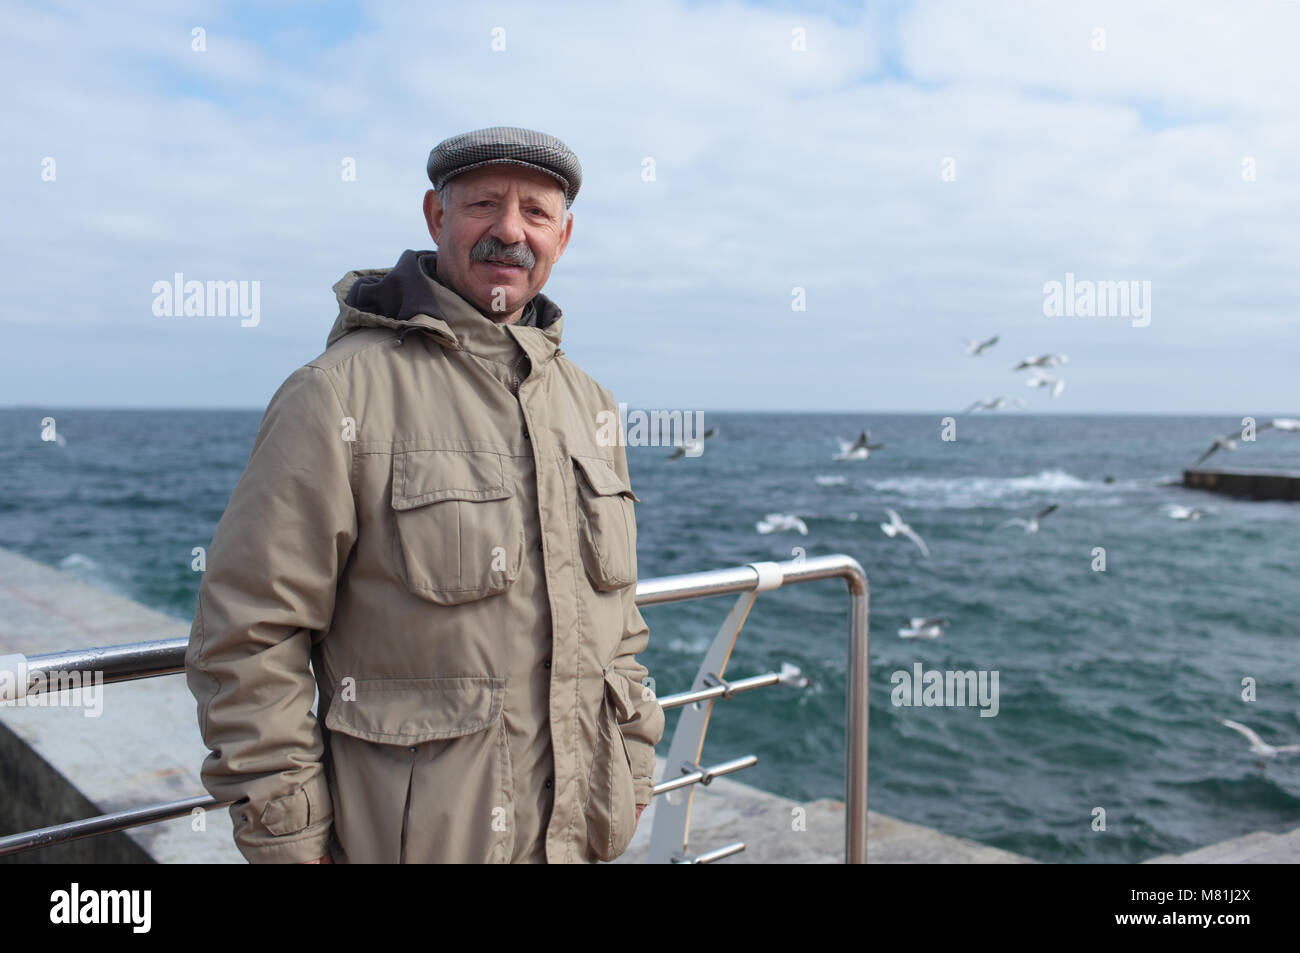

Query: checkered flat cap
[[427, 126, 582, 208]]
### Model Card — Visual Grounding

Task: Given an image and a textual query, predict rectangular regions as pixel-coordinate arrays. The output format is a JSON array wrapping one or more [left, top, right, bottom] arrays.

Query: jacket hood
[[327, 249, 564, 369]]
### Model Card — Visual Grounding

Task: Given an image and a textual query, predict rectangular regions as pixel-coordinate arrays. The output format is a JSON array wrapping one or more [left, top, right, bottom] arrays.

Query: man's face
[[423, 165, 572, 323]]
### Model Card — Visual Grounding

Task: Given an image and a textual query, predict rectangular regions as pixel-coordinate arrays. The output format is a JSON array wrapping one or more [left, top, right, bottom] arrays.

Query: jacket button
[[409, 746, 417, 754], [537, 541, 543, 552], [545, 778, 553, 790], [523, 427, 530, 440], [544, 659, 551, 669]]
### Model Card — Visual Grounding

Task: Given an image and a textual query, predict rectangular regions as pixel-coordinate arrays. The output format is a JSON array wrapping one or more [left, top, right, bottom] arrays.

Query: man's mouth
[[483, 258, 525, 268]]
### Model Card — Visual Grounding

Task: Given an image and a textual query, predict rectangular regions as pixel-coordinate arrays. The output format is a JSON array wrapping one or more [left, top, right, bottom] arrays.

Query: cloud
[[1, 0, 1296, 413]]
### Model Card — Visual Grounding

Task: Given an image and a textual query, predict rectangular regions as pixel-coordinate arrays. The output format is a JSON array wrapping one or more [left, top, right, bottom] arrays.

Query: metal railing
[[0, 553, 869, 863]]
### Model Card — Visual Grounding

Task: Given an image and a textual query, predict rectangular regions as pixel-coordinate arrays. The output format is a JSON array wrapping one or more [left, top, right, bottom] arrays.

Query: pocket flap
[[573, 454, 641, 502], [602, 667, 636, 723], [392, 449, 512, 510], [325, 675, 506, 744]]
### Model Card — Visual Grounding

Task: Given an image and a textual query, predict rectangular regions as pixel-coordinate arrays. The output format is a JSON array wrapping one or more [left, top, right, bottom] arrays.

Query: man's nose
[[488, 203, 529, 248]]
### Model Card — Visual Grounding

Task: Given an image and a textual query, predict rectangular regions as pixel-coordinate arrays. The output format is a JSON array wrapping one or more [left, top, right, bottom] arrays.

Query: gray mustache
[[471, 237, 535, 269]]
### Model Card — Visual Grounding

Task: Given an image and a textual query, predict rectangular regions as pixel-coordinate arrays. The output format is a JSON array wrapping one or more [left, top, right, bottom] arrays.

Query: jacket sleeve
[[185, 363, 357, 864], [607, 431, 665, 807]]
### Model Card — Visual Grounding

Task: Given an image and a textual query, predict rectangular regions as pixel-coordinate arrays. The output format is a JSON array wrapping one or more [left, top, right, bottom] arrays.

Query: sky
[[2, 0, 1297, 414]]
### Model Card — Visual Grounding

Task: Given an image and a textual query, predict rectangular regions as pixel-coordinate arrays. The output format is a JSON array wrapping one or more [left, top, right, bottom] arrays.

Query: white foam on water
[[666, 636, 711, 655], [814, 474, 848, 486], [861, 469, 1100, 508], [58, 553, 100, 571]]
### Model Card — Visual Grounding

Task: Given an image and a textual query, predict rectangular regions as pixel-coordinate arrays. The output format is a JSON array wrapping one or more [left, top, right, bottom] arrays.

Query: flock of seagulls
[[960, 339, 1069, 412], [668, 333, 1299, 773]]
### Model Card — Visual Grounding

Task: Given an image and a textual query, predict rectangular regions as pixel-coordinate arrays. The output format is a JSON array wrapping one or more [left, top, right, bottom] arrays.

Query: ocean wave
[[814, 474, 848, 486], [863, 469, 1098, 507], [58, 553, 101, 572]]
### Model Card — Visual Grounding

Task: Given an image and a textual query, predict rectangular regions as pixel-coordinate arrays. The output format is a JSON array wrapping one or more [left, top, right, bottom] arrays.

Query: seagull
[[898, 617, 949, 639], [756, 513, 808, 536], [999, 503, 1059, 534], [834, 428, 885, 461], [1025, 371, 1066, 398], [667, 426, 718, 460], [1219, 719, 1300, 767], [1164, 504, 1203, 520], [1012, 354, 1068, 371], [1261, 417, 1300, 433], [778, 662, 810, 687], [965, 335, 999, 356], [963, 396, 1027, 414], [1192, 430, 1240, 467], [880, 508, 930, 557]]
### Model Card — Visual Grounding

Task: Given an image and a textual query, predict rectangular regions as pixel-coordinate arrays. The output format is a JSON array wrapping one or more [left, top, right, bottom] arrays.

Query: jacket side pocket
[[583, 667, 638, 861], [323, 675, 515, 863]]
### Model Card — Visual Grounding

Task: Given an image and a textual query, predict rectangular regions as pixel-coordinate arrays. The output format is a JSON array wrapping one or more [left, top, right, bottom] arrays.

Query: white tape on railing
[[746, 561, 784, 592], [0, 654, 29, 702]]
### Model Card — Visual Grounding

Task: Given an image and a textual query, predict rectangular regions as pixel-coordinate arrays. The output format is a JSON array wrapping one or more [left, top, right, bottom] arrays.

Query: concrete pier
[[1183, 468, 1300, 501], [1143, 827, 1300, 864]]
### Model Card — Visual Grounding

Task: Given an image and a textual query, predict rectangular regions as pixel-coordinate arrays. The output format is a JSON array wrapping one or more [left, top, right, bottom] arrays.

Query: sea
[[2, 408, 1297, 863]]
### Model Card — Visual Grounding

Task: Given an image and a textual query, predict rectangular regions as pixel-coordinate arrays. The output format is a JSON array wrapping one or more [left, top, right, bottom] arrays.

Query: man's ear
[[552, 209, 573, 263], [423, 190, 443, 243]]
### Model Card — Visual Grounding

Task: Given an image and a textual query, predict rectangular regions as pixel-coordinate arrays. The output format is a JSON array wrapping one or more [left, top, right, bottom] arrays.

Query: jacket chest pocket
[[391, 449, 523, 605], [572, 454, 640, 592]]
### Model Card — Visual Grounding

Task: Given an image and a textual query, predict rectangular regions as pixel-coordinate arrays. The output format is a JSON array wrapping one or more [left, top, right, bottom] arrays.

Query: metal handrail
[[0, 553, 869, 862]]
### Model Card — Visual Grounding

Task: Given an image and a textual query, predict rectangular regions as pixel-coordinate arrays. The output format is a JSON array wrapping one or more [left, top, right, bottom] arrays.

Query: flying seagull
[[1261, 417, 1300, 433], [1192, 430, 1241, 467], [1012, 354, 1068, 371], [963, 396, 1027, 414], [1219, 719, 1300, 767], [667, 426, 718, 460], [965, 335, 999, 356], [1025, 371, 1066, 398], [880, 508, 930, 557], [999, 503, 1060, 534], [898, 617, 949, 640], [834, 428, 885, 461], [756, 513, 808, 536]]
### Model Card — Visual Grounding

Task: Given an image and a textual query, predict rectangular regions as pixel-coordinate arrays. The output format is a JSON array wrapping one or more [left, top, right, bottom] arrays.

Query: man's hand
[[304, 853, 333, 864], [634, 803, 646, 827]]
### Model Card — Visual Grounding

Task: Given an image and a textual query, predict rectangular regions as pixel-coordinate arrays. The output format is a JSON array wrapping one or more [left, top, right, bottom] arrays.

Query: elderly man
[[185, 127, 664, 864]]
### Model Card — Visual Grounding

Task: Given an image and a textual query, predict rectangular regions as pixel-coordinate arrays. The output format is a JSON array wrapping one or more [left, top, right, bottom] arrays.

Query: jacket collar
[[328, 249, 564, 371]]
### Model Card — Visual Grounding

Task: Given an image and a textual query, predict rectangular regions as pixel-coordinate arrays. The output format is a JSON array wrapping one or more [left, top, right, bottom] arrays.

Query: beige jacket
[[185, 249, 663, 864]]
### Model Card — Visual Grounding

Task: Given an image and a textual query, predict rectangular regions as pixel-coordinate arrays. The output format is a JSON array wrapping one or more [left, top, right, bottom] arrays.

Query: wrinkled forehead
[[449, 165, 567, 208]]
